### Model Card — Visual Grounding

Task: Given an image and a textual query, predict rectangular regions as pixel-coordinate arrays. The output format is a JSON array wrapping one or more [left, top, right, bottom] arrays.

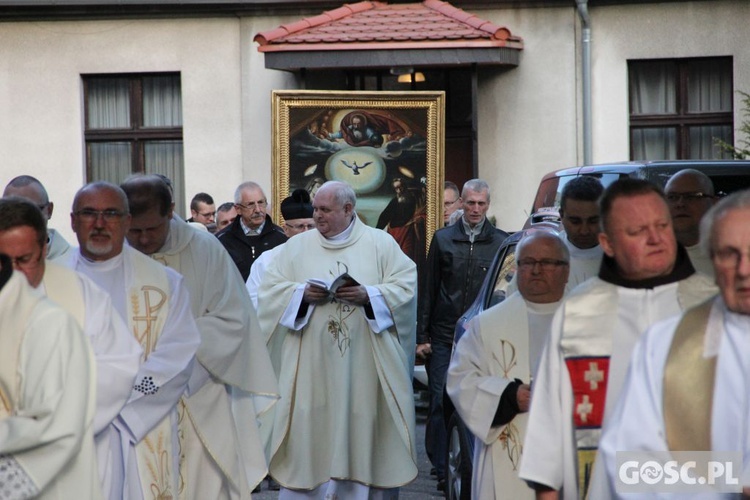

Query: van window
[[531, 173, 624, 213]]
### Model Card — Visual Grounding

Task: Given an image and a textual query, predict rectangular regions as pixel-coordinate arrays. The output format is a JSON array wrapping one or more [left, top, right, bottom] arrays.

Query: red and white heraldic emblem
[[565, 357, 610, 429]]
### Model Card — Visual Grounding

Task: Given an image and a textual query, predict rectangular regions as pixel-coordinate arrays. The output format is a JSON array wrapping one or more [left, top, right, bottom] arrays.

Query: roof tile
[[254, 0, 523, 52]]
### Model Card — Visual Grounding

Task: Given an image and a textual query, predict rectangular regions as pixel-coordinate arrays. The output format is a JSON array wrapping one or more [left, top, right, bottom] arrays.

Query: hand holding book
[[305, 273, 368, 305]]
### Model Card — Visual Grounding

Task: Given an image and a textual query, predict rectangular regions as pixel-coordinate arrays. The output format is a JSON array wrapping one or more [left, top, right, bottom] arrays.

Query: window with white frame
[[83, 73, 185, 214], [629, 57, 733, 160]]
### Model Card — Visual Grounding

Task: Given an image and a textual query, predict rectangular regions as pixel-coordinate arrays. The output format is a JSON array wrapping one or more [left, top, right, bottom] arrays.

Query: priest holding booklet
[[258, 180, 419, 499]]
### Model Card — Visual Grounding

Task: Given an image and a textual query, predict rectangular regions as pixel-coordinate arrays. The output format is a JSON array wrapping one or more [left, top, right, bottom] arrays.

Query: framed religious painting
[[271, 90, 445, 274]]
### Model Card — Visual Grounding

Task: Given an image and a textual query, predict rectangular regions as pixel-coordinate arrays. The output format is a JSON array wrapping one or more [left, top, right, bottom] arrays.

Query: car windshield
[[488, 245, 518, 308]]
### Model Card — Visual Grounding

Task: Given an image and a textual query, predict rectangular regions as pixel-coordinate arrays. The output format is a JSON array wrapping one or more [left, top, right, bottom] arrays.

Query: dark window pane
[[143, 75, 182, 127], [87, 78, 130, 129], [687, 59, 732, 113], [145, 140, 184, 215], [629, 60, 676, 115], [689, 125, 733, 159], [632, 128, 677, 160], [89, 142, 133, 183]]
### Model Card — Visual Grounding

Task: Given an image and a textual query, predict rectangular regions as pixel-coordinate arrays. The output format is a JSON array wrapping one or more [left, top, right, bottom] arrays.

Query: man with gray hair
[[417, 178, 509, 491], [217, 181, 286, 280], [258, 180, 418, 498], [594, 188, 750, 497], [664, 168, 717, 277], [447, 229, 569, 499], [3, 175, 73, 260]]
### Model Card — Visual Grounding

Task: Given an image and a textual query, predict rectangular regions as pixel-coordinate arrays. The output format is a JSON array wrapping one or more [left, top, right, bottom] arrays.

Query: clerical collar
[[77, 247, 125, 271], [241, 217, 265, 236], [325, 214, 356, 241], [461, 217, 485, 243], [525, 299, 563, 314], [598, 244, 695, 289]]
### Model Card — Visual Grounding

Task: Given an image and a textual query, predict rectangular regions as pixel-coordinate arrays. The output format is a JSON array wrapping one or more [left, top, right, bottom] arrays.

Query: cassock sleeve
[[118, 274, 200, 443], [0, 304, 93, 497], [446, 317, 515, 444], [189, 236, 276, 399], [80, 275, 142, 435], [519, 308, 569, 491]]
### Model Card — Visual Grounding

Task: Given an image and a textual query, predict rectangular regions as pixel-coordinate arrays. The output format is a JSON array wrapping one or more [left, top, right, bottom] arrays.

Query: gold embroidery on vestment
[[132, 285, 167, 358]]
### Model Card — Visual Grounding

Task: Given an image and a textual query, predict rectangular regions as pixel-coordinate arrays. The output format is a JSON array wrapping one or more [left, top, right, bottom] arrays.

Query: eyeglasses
[[10, 251, 43, 270], [235, 200, 267, 211], [665, 192, 714, 203], [517, 258, 569, 271], [286, 222, 316, 231], [712, 247, 750, 269], [74, 209, 128, 222], [444, 199, 459, 208]]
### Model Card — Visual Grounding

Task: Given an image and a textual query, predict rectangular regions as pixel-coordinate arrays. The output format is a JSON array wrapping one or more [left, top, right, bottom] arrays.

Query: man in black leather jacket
[[417, 178, 509, 491], [217, 181, 287, 281]]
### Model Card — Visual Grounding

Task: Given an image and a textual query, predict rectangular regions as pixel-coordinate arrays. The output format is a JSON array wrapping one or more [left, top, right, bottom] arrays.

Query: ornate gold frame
[[272, 90, 445, 252]]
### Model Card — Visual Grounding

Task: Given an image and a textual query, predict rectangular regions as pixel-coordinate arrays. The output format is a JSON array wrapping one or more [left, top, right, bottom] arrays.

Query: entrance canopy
[[254, 0, 523, 71]]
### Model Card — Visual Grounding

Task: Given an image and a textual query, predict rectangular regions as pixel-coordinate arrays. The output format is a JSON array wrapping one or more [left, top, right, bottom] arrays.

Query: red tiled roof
[[255, 0, 523, 53]]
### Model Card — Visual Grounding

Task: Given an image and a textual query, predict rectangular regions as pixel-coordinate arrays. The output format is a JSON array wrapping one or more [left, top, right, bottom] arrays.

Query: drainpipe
[[577, 0, 592, 165]]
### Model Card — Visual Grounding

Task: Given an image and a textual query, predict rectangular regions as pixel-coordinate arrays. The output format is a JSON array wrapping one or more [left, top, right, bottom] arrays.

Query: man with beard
[[64, 181, 200, 500], [558, 176, 604, 290]]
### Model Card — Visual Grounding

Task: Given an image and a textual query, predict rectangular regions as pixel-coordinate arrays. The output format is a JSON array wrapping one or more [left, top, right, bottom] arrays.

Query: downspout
[[576, 0, 592, 165]]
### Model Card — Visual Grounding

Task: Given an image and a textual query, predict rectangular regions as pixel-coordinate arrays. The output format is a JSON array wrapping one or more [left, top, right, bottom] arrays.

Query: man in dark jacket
[[417, 178, 509, 491], [217, 181, 287, 281]]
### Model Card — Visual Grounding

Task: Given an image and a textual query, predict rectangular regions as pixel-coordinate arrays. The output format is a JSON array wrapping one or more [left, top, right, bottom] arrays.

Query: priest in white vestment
[[121, 174, 280, 498], [447, 230, 569, 499], [593, 190, 750, 498], [519, 179, 717, 500], [67, 182, 201, 500], [258, 181, 418, 499], [2, 174, 74, 261], [0, 197, 142, 498], [664, 169, 717, 279], [0, 255, 103, 500]]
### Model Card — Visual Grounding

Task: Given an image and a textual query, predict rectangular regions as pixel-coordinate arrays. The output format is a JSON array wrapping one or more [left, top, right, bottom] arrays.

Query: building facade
[[0, 0, 746, 240]]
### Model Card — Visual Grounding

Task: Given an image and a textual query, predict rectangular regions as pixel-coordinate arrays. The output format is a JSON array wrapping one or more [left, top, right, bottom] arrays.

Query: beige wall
[[477, 6, 579, 230], [0, 17, 247, 241], [1, 1, 748, 241]]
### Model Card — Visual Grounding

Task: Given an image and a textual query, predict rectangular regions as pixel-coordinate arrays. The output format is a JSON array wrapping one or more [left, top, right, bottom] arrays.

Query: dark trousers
[[425, 340, 453, 481]]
